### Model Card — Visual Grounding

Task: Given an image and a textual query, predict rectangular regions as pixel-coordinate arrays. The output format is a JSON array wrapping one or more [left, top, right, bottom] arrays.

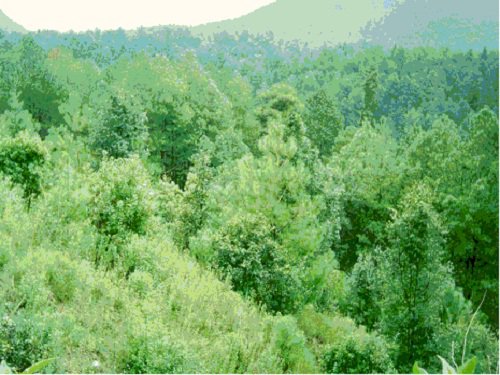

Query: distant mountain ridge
[[0, 0, 497, 50], [193, 0, 389, 47], [361, 0, 499, 50], [193, 0, 499, 50], [0, 9, 26, 33]]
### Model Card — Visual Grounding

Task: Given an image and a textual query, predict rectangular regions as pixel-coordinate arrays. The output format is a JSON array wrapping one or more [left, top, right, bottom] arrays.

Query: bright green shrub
[[212, 214, 303, 314], [322, 334, 394, 374], [0, 311, 51, 373], [88, 156, 154, 269], [0, 131, 46, 203], [88, 95, 148, 159], [270, 315, 317, 373], [297, 306, 395, 374], [121, 335, 194, 374]]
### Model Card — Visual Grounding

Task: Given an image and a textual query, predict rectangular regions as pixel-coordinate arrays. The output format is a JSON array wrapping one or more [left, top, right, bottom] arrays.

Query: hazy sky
[[0, 0, 275, 31]]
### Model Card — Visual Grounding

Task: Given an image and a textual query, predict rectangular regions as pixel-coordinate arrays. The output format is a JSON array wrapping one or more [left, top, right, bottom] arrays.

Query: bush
[[88, 156, 154, 269], [45, 257, 79, 303], [0, 311, 51, 373], [297, 306, 395, 374], [271, 315, 317, 373], [322, 334, 394, 374], [121, 335, 194, 374], [0, 131, 46, 204], [212, 214, 303, 314]]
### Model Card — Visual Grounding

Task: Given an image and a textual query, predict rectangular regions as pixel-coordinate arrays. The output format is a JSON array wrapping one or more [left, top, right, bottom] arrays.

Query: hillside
[[193, 0, 498, 50], [362, 0, 499, 50], [193, 0, 389, 47], [0, 9, 26, 33]]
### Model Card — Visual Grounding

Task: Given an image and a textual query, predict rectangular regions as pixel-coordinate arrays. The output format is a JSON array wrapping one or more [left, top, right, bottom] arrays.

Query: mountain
[[0, 9, 26, 33], [362, 0, 499, 50], [193, 0, 498, 50], [193, 0, 389, 47]]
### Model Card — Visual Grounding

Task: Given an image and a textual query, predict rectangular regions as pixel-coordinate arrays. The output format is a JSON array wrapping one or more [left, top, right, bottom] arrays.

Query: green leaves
[[413, 361, 428, 374], [413, 356, 477, 374], [0, 130, 47, 204], [438, 356, 458, 374], [21, 358, 55, 374], [457, 356, 477, 374]]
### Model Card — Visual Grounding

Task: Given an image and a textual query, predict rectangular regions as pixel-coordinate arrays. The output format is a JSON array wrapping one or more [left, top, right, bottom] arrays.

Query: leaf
[[22, 358, 55, 374], [457, 356, 477, 374], [412, 361, 428, 374], [438, 355, 457, 374]]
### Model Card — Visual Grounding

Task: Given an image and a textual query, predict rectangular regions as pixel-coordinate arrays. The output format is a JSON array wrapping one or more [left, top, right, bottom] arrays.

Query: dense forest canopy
[[0, 4, 498, 373]]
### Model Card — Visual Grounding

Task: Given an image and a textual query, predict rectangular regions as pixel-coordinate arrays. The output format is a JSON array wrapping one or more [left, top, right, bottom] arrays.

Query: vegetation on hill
[[0, 4, 498, 373]]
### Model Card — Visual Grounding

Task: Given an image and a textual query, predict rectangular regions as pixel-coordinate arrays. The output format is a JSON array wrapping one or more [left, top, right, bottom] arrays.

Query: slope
[[0, 9, 26, 33], [193, 0, 388, 47], [362, 0, 499, 50]]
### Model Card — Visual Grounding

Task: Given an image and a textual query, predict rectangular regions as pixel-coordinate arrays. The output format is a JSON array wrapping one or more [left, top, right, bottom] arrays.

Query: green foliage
[[0, 312, 51, 373], [0, 131, 46, 203], [297, 306, 395, 374], [0, 358, 55, 375], [304, 90, 344, 156], [88, 95, 148, 159], [378, 183, 454, 369], [88, 157, 154, 269], [0, 28, 497, 375], [212, 214, 302, 314], [413, 356, 477, 374]]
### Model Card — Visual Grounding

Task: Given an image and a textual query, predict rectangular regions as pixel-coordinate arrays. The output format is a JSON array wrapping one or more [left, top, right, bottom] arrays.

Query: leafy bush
[[297, 306, 395, 374], [0, 312, 51, 373], [88, 95, 148, 159], [121, 335, 194, 374], [0, 131, 46, 204], [212, 214, 303, 314], [88, 156, 154, 269], [322, 334, 394, 374], [270, 315, 317, 373]]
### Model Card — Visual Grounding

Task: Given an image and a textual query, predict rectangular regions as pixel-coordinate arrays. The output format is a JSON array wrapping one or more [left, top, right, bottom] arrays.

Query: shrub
[[121, 335, 194, 374], [0, 312, 51, 373], [322, 334, 394, 374], [45, 257, 78, 303], [0, 131, 46, 204], [271, 315, 317, 373], [297, 306, 395, 374], [88, 156, 154, 269], [212, 214, 303, 314]]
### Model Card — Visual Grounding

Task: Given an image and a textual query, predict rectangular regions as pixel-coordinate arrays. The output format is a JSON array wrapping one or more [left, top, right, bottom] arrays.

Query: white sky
[[0, 0, 275, 32]]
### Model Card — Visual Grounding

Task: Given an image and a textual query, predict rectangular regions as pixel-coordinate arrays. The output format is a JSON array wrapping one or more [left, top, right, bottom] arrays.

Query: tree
[[198, 120, 331, 313], [0, 131, 46, 207], [88, 95, 148, 159], [361, 67, 379, 123], [88, 156, 154, 269], [304, 89, 344, 157], [378, 183, 452, 370]]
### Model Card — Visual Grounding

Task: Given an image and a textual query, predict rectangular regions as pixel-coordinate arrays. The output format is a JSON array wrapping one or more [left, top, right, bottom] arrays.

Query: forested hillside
[[0, 4, 498, 374]]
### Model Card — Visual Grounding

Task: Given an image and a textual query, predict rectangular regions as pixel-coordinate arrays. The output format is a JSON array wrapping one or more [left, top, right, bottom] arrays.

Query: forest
[[0, 21, 498, 374]]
